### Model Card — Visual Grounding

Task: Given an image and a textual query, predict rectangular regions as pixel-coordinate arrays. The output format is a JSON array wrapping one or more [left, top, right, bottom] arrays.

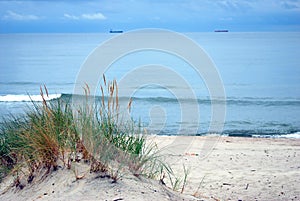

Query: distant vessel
[[109, 29, 123, 33], [214, 30, 229, 32]]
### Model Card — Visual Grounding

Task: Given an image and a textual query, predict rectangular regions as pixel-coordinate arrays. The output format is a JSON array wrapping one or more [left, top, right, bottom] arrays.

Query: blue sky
[[0, 0, 300, 33]]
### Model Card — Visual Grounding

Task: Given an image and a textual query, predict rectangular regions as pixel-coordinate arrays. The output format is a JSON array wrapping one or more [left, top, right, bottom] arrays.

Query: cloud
[[81, 13, 106, 20], [2, 10, 40, 21], [64, 12, 106, 20], [215, 0, 252, 12], [64, 13, 79, 20], [281, 0, 300, 10]]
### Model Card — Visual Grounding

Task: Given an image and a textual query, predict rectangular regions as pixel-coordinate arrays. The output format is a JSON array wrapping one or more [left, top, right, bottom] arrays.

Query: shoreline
[[147, 132, 300, 139]]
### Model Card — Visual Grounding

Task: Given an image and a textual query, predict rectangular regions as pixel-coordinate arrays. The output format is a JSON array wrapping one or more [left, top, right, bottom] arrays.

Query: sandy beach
[[1, 136, 299, 201], [152, 136, 300, 201]]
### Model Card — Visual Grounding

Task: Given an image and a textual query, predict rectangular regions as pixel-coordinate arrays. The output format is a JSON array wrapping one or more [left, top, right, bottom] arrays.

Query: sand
[[1, 136, 299, 201], [152, 136, 300, 201]]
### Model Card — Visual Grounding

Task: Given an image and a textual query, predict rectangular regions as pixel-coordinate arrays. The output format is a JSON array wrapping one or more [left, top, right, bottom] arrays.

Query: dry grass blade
[[40, 86, 47, 107], [84, 82, 90, 96], [100, 85, 105, 108], [127, 98, 132, 113], [115, 80, 119, 113], [103, 74, 107, 86], [43, 84, 49, 97]]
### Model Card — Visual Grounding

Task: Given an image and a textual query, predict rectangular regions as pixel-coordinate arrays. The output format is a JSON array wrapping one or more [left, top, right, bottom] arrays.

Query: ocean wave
[[0, 94, 62, 102], [114, 96, 298, 106], [278, 132, 300, 139], [1, 93, 299, 107], [252, 132, 300, 139]]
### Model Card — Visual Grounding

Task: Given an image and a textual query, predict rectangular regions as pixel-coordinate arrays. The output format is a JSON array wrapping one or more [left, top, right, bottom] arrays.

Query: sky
[[0, 0, 300, 33]]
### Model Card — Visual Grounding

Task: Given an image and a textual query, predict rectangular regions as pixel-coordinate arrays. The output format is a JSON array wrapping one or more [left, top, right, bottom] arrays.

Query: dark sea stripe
[[66, 93, 300, 106], [0, 82, 74, 85], [153, 130, 300, 137], [222, 128, 299, 136], [0, 81, 40, 85], [0, 94, 61, 102]]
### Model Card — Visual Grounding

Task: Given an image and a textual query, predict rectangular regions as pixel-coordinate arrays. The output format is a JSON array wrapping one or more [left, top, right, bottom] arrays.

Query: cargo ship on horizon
[[109, 29, 123, 33], [214, 30, 229, 32]]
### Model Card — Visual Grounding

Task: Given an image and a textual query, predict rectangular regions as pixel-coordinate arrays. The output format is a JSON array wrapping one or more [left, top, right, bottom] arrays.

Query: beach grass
[[0, 85, 79, 183], [0, 77, 185, 191]]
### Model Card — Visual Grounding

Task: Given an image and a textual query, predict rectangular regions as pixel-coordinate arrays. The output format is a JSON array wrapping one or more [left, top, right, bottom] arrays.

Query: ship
[[214, 30, 229, 32], [109, 29, 123, 33]]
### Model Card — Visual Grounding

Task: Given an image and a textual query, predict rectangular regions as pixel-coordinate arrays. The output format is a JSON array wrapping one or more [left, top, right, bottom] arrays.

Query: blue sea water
[[0, 32, 299, 138]]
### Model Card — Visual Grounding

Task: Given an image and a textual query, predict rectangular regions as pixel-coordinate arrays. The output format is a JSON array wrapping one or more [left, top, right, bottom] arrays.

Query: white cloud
[[81, 13, 106, 20], [2, 10, 40, 21], [64, 12, 106, 20], [64, 13, 79, 20]]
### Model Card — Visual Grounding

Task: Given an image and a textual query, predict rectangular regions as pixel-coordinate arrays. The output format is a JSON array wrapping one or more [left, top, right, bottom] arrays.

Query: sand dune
[[1, 136, 299, 201]]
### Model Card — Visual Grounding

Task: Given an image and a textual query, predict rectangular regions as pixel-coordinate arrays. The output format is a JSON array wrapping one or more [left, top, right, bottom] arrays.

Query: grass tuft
[[0, 76, 184, 192]]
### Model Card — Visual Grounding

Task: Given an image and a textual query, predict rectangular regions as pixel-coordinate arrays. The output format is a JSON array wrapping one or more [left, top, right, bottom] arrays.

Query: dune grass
[[0, 86, 79, 183], [0, 76, 188, 193]]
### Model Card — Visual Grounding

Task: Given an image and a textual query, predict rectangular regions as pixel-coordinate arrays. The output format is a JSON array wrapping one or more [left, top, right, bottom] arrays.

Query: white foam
[[253, 132, 300, 139], [278, 132, 300, 139], [0, 94, 61, 102]]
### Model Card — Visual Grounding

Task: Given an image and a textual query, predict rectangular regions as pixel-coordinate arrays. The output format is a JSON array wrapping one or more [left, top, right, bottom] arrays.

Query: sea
[[0, 31, 299, 138]]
